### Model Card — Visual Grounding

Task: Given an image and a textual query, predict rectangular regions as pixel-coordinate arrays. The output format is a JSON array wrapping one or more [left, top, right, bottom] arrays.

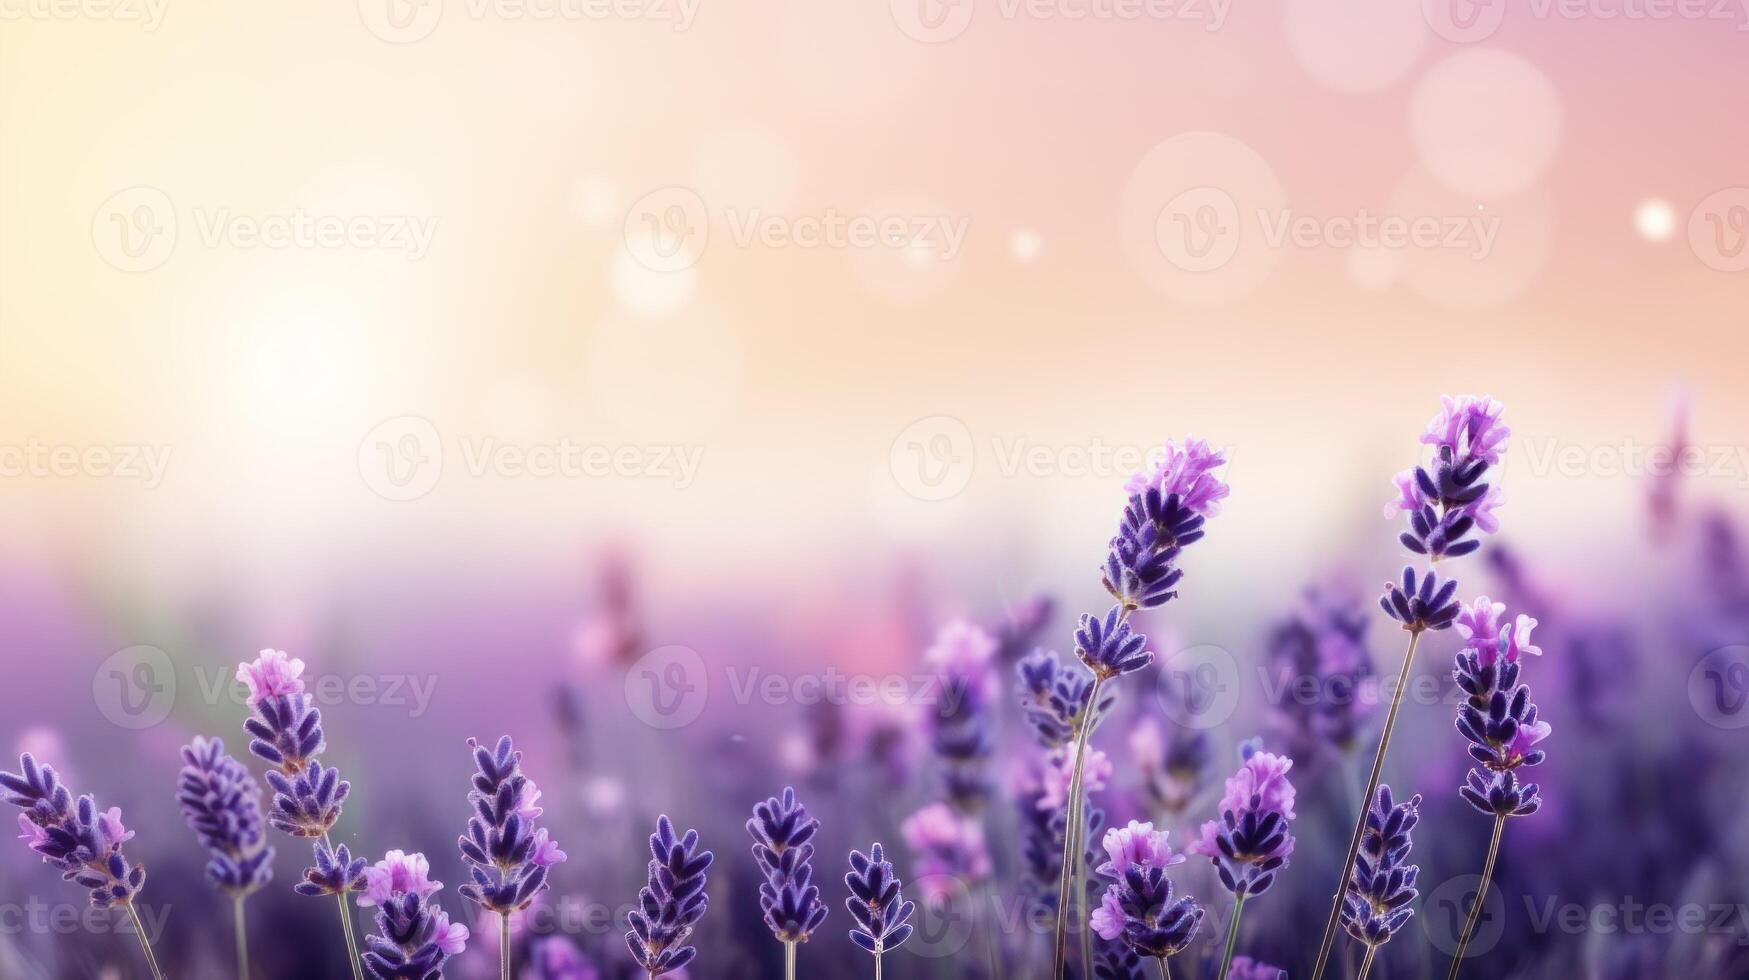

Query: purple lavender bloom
[[357, 850, 469, 979], [264, 762, 351, 839], [747, 787, 828, 944], [522, 936, 598, 980], [176, 736, 275, 897], [924, 621, 999, 810], [1460, 769, 1541, 818], [1093, 939, 1148, 980], [1390, 395, 1510, 561], [458, 736, 565, 916], [1089, 822, 1203, 962], [1, 753, 146, 909], [1189, 748, 1297, 898], [1016, 777, 1104, 916], [1130, 716, 1208, 818], [1340, 785, 1422, 949], [1103, 439, 1229, 612], [240, 649, 326, 774], [296, 840, 368, 897], [1379, 566, 1462, 633], [1075, 605, 1154, 680], [1016, 648, 1117, 748], [1226, 956, 1287, 980], [993, 593, 1056, 663], [901, 802, 993, 904], [625, 815, 713, 978], [1125, 437, 1232, 516], [1265, 587, 1378, 761], [844, 842, 915, 958]]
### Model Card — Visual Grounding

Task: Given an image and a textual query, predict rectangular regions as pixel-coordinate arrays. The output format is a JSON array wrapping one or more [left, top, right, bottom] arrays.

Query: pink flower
[[1038, 745, 1112, 813], [16, 813, 47, 850], [1507, 719, 1552, 761], [924, 620, 999, 706], [1126, 437, 1231, 516], [1382, 468, 1428, 520], [1214, 751, 1296, 821], [1501, 614, 1542, 663], [96, 807, 134, 849], [1129, 718, 1164, 773], [1466, 485, 1505, 535], [515, 783, 545, 821], [429, 908, 469, 957], [358, 850, 443, 907], [236, 649, 307, 704], [1455, 597, 1505, 646], [1090, 887, 1125, 941], [901, 803, 992, 895], [531, 828, 567, 867], [1099, 820, 1185, 873], [1421, 395, 1510, 464]]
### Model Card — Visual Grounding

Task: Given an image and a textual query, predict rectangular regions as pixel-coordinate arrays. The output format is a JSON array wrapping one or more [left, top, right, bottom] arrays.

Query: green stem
[[1445, 815, 1508, 980], [501, 910, 512, 980], [234, 894, 251, 980], [1311, 629, 1423, 979], [1051, 674, 1104, 979], [126, 904, 165, 980], [1358, 945, 1378, 980], [785, 939, 797, 980], [1216, 895, 1247, 980]]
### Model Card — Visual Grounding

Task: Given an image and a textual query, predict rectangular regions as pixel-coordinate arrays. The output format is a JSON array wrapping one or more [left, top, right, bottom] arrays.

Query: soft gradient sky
[[1, 0, 1745, 621]]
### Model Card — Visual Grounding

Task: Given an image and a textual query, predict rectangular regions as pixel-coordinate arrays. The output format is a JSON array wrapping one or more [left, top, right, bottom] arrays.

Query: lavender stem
[[1050, 673, 1103, 979], [1311, 628, 1423, 979], [784, 939, 797, 980], [1358, 944, 1378, 980], [1215, 894, 1246, 980], [335, 887, 363, 980], [234, 894, 250, 980], [127, 904, 166, 980], [1157, 956, 1172, 980], [1445, 814, 1507, 980], [501, 910, 512, 980]]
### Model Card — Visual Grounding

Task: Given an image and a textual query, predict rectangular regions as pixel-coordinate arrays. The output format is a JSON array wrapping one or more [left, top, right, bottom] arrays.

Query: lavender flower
[[357, 850, 470, 979], [1453, 599, 1550, 817], [458, 736, 566, 917], [901, 802, 992, 904], [1190, 748, 1297, 899], [625, 815, 713, 979], [845, 842, 915, 966], [1379, 566, 1462, 633], [747, 787, 828, 947], [994, 593, 1056, 663], [1389, 395, 1510, 560], [522, 936, 598, 980], [3, 753, 163, 978], [237, 651, 351, 840], [1130, 717, 1207, 819], [1093, 940, 1148, 980], [1016, 760, 1107, 920], [297, 840, 369, 897], [1075, 606, 1154, 681], [3, 753, 145, 908], [1226, 957, 1287, 980], [1088, 822, 1203, 966], [1017, 648, 1116, 748], [177, 736, 275, 897], [924, 621, 999, 810], [1340, 786, 1422, 949], [1265, 587, 1378, 761]]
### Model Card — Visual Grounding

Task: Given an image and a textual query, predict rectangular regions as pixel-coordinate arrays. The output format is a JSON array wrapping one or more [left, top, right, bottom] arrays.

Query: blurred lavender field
[[2, 401, 1747, 980]]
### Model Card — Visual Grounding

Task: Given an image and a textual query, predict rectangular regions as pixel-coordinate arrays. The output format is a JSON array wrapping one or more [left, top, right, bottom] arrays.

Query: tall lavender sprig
[[748, 787, 828, 978], [178, 736, 276, 979], [237, 649, 366, 980], [1445, 599, 1550, 979], [2, 753, 164, 979], [625, 815, 713, 979], [1340, 786, 1421, 979], [458, 736, 567, 980], [357, 850, 469, 979], [1053, 437, 1228, 980], [1191, 746, 1296, 980], [1314, 396, 1509, 980], [924, 621, 999, 811], [845, 842, 914, 979]]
